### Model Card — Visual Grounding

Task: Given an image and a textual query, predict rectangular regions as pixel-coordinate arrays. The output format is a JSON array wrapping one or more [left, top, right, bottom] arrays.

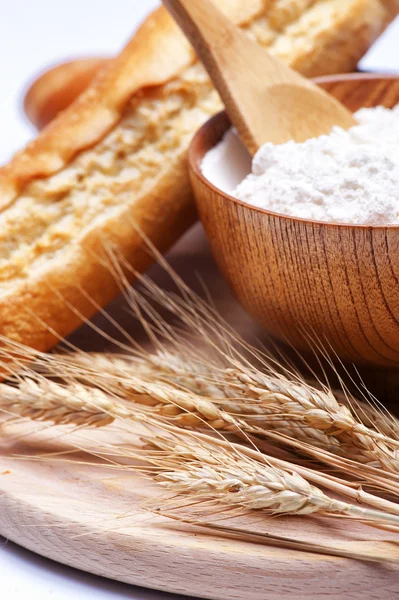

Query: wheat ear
[[0, 379, 131, 427], [79, 416, 399, 530], [15, 350, 399, 498], [4, 371, 399, 519], [4, 378, 398, 556], [2, 373, 394, 563], [48, 351, 399, 474], [121, 263, 399, 459]]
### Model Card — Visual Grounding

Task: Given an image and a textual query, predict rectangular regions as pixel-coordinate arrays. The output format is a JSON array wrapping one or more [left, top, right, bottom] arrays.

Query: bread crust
[[2, 1, 265, 210], [0, 7, 196, 211], [0, 0, 397, 353], [0, 154, 196, 350], [24, 58, 109, 129], [26, 1, 399, 131]]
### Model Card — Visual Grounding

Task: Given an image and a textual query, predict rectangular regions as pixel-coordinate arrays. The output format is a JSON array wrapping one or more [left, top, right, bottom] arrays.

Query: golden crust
[[1, 1, 265, 210], [0, 7, 195, 211], [24, 58, 108, 129], [272, 0, 399, 77], [0, 154, 196, 350], [0, 0, 397, 354], [6, 0, 397, 210]]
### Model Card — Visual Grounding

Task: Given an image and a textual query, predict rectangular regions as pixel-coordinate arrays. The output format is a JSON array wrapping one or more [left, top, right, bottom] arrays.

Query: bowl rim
[[188, 72, 399, 231]]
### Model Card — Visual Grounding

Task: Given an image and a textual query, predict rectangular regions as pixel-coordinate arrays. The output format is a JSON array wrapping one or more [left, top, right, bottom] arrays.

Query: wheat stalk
[[154, 515, 396, 564], [0, 381, 383, 565], [11, 348, 399, 500], [80, 416, 399, 530], [3, 245, 399, 476], [4, 378, 397, 559], [146, 434, 386, 521], [1, 240, 398, 560], [3, 371, 399, 519], [47, 351, 399, 474]]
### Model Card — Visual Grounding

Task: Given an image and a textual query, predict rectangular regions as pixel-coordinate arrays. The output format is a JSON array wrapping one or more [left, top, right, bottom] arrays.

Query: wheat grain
[[335, 389, 399, 441], [0, 379, 131, 427], [3, 371, 399, 520], [139, 427, 399, 527], [16, 361, 399, 500], [47, 351, 399, 473], [123, 263, 399, 456]]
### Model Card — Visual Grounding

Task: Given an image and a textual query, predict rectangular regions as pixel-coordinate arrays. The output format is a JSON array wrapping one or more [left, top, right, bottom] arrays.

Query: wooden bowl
[[189, 74, 399, 367]]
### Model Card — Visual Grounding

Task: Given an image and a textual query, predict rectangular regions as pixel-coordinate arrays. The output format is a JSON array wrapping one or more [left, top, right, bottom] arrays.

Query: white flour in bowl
[[201, 105, 399, 225]]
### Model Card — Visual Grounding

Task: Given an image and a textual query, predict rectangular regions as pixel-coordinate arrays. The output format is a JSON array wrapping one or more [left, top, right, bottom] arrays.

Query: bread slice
[[0, 0, 397, 353]]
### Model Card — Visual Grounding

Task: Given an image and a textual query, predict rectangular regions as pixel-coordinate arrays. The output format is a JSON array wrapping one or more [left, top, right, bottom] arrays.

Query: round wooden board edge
[[1, 467, 399, 600]]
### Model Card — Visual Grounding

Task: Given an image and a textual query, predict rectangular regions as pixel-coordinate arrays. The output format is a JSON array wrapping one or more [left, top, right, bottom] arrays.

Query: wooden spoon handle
[[163, 0, 277, 154], [162, 0, 314, 154]]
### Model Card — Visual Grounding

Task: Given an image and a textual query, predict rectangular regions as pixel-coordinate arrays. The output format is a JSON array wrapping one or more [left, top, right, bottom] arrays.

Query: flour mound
[[233, 105, 399, 225]]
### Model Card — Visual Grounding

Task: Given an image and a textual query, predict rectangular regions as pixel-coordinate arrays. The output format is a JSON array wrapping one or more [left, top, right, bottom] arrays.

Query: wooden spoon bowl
[[189, 74, 399, 367]]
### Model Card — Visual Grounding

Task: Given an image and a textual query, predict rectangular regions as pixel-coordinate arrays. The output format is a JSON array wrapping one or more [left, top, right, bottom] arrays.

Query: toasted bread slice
[[0, 0, 397, 352]]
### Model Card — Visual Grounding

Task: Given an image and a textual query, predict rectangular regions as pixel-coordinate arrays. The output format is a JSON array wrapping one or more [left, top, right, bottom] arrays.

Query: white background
[[0, 1, 398, 598]]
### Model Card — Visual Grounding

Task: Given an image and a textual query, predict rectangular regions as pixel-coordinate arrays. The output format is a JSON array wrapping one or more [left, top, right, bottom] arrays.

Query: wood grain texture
[[1, 228, 399, 599], [1, 422, 399, 600], [190, 74, 399, 367], [163, 0, 355, 155]]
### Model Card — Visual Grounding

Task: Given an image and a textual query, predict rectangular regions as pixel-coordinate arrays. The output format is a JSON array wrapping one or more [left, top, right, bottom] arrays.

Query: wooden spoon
[[162, 0, 356, 154]]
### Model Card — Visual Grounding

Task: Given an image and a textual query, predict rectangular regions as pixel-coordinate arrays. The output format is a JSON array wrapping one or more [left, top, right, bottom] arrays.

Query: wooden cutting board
[[1, 226, 399, 599]]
